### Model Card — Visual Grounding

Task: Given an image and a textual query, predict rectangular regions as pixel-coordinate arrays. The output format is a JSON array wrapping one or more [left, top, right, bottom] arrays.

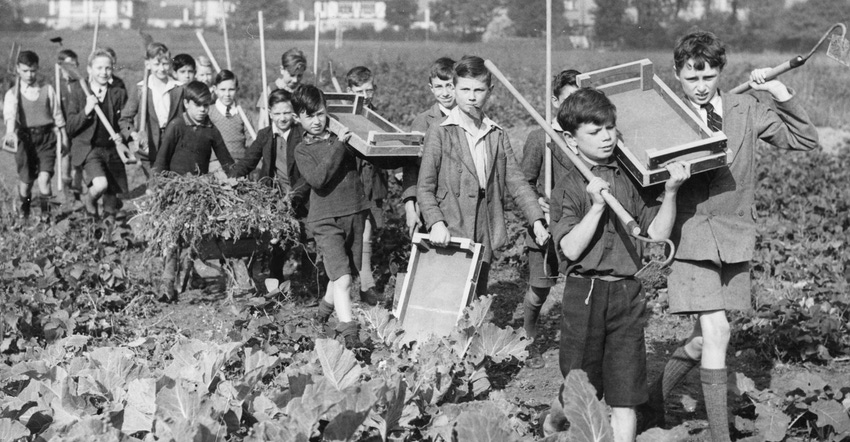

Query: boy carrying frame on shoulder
[[642, 31, 819, 442], [417, 55, 549, 296], [403, 56, 456, 237], [292, 85, 369, 350], [520, 69, 580, 369], [549, 88, 690, 442], [3, 50, 69, 221]]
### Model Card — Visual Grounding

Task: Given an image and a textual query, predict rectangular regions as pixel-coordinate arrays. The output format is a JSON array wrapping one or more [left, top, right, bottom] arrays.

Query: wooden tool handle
[[728, 56, 805, 94], [259, 11, 269, 119], [138, 66, 150, 135], [55, 64, 64, 190], [80, 80, 137, 164], [3, 77, 20, 153], [195, 30, 223, 72], [236, 105, 257, 140], [484, 59, 641, 236]]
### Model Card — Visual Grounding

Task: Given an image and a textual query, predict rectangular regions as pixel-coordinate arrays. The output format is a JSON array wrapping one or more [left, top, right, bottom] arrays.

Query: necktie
[[225, 105, 232, 118], [703, 102, 722, 132]]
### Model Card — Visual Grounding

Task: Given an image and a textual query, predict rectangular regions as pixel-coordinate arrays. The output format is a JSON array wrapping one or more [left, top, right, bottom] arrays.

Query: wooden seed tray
[[325, 93, 423, 157]]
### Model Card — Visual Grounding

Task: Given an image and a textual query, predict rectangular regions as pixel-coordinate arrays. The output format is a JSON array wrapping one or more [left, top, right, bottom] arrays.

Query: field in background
[[2, 29, 849, 130]]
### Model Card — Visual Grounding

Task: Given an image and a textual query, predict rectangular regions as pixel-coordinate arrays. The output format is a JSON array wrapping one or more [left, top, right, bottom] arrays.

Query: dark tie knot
[[703, 103, 714, 113]]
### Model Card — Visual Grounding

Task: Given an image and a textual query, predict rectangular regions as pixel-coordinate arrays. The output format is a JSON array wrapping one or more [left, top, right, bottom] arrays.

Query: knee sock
[[39, 196, 51, 216], [359, 240, 375, 292], [701, 367, 731, 442], [317, 300, 335, 323], [647, 346, 700, 409], [336, 321, 360, 348], [522, 288, 547, 342]]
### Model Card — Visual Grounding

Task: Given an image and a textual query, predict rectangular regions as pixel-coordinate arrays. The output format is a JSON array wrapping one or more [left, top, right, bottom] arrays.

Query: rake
[[730, 23, 850, 93]]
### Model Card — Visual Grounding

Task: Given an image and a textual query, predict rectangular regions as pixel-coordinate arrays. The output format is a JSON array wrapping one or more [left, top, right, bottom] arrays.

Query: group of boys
[[3, 29, 819, 441]]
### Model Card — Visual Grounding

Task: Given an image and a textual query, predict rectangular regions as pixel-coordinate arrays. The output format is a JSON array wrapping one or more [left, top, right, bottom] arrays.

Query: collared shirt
[[147, 76, 180, 128], [272, 125, 291, 187], [438, 104, 452, 116], [550, 158, 661, 278], [441, 106, 501, 189], [89, 80, 107, 102], [215, 100, 234, 118], [303, 129, 332, 145], [690, 93, 723, 132], [3, 82, 65, 128]]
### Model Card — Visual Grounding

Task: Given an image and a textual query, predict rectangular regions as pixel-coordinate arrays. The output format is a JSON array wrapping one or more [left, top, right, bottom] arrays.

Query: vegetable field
[[1, 30, 850, 441]]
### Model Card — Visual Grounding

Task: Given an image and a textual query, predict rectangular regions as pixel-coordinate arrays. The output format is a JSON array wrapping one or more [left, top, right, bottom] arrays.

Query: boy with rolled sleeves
[[120, 42, 184, 178], [520, 69, 580, 369], [642, 31, 819, 441], [549, 88, 690, 442], [417, 55, 549, 297], [65, 48, 129, 225], [3, 50, 69, 221], [402, 56, 456, 236], [346, 66, 386, 305], [229, 88, 309, 283], [293, 84, 369, 350]]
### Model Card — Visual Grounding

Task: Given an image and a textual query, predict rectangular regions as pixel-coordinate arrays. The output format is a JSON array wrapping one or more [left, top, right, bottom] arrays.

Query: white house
[[284, 1, 388, 32], [36, 0, 133, 29]]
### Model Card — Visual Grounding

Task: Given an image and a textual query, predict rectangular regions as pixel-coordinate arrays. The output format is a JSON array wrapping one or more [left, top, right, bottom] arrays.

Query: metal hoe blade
[[826, 32, 850, 67]]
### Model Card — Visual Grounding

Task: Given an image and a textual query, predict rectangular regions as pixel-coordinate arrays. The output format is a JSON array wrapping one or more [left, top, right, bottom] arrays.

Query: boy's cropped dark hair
[[281, 48, 307, 73], [184, 81, 213, 106], [145, 42, 170, 61], [557, 87, 617, 134], [553, 69, 581, 97], [430, 57, 455, 82], [268, 88, 293, 109], [18, 50, 39, 67], [173, 53, 196, 71], [214, 69, 238, 87], [454, 55, 491, 87], [58, 49, 78, 64], [674, 30, 727, 73], [104, 47, 117, 61], [345, 66, 373, 88], [291, 84, 325, 116]]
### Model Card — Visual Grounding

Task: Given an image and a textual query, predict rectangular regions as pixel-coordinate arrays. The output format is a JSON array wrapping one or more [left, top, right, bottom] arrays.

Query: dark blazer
[[118, 78, 184, 164], [65, 79, 128, 167], [402, 103, 448, 202], [229, 126, 310, 216], [417, 115, 544, 260], [672, 92, 819, 263]]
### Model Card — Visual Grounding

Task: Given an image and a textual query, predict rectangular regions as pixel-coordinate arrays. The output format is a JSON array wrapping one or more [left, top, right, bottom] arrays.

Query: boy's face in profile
[[147, 56, 172, 82], [184, 99, 209, 123], [297, 105, 328, 136], [88, 55, 114, 87], [270, 101, 295, 132], [196, 65, 213, 86], [568, 121, 618, 164], [16, 63, 38, 86], [174, 65, 196, 84], [429, 76, 455, 109], [348, 80, 376, 106], [675, 58, 721, 107], [455, 76, 492, 120], [279, 66, 304, 91]]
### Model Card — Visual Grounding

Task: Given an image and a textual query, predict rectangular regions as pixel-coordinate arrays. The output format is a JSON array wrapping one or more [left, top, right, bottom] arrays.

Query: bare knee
[[90, 177, 109, 195], [701, 315, 730, 346]]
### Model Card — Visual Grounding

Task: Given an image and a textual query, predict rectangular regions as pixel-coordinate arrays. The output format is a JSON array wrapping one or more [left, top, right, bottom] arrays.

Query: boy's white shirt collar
[[438, 104, 452, 116], [689, 92, 723, 126], [440, 106, 501, 133], [272, 124, 291, 140], [215, 100, 233, 116], [141, 75, 180, 93]]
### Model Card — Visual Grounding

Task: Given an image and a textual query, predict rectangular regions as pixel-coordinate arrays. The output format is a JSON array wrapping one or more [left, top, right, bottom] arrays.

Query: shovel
[[730, 23, 849, 94]]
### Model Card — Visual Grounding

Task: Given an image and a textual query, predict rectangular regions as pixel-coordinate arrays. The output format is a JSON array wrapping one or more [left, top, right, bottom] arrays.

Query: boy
[[3, 50, 68, 221], [549, 88, 690, 442], [56, 49, 82, 202], [520, 69, 581, 369], [120, 42, 185, 176], [172, 54, 196, 85], [195, 55, 214, 92], [417, 55, 549, 297], [153, 81, 235, 301], [257, 48, 307, 130], [345, 66, 386, 305], [642, 31, 818, 441], [65, 48, 129, 226], [209, 70, 251, 165], [402, 56, 456, 236], [292, 85, 369, 350], [229, 88, 310, 282]]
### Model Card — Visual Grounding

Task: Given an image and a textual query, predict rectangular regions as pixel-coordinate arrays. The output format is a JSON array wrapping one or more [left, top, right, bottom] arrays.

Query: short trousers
[[82, 147, 129, 195], [527, 240, 559, 289], [366, 199, 385, 230], [667, 259, 752, 314], [309, 210, 367, 281], [559, 276, 649, 407], [16, 128, 57, 183]]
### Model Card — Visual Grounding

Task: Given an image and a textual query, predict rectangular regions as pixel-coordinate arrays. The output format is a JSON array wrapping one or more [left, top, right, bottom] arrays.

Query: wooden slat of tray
[[610, 88, 699, 162]]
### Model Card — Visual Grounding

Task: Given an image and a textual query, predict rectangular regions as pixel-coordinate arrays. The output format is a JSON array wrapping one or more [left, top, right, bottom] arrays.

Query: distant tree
[[0, 0, 21, 29], [774, 0, 850, 52], [230, 0, 289, 33], [593, 0, 629, 45], [430, 0, 500, 39], [385, 0, 418, 31], [507, 0, 566, 38]]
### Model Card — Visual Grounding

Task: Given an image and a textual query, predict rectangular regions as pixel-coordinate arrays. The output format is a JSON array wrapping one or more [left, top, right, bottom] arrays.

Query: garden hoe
[[730, 23, 850, 93]]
